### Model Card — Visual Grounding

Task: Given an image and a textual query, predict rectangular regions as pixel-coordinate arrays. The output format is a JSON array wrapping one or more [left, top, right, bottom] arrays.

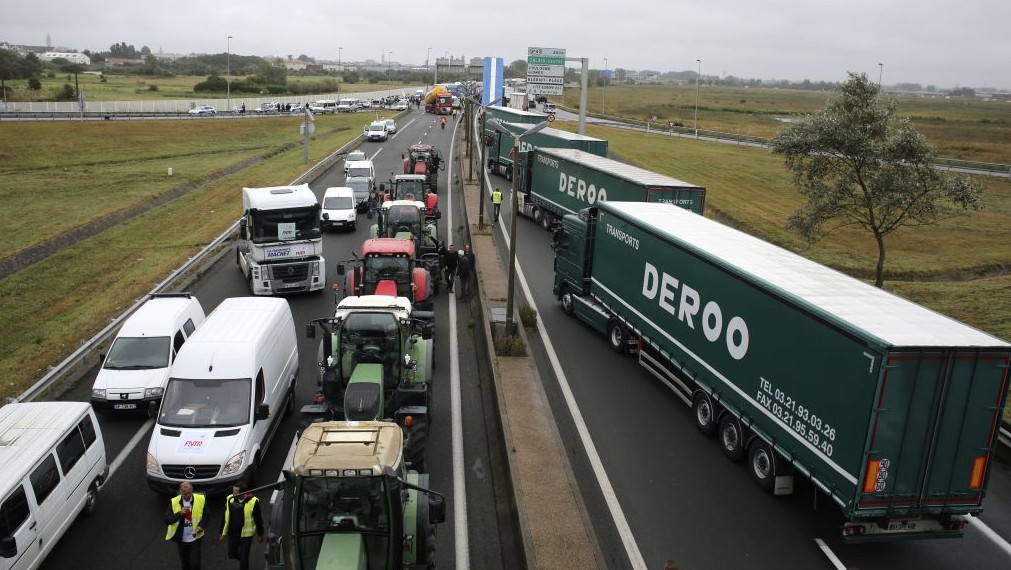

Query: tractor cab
[[387, 174, 439, 219]]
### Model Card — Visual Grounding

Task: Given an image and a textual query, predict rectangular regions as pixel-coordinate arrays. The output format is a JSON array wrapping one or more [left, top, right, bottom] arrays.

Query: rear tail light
[[969, 456, 987, 489], [843, 524, 866, 537], [947, 519, 966, 531]]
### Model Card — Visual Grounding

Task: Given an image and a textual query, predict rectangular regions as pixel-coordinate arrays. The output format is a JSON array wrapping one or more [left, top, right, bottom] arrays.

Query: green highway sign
[[528, 56, 565, 65]]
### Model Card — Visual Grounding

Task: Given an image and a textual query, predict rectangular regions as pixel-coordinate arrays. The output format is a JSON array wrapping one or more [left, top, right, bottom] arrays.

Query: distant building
[[104, 57, 143, 66], [40, 51, 91, 65]]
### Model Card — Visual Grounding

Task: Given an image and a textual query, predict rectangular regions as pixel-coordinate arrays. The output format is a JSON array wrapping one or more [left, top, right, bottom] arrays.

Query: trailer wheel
[[540, 212, 552, 231], [748, 440, 777, 492], [607, 321, 628, 354], [559, 287, 574, 315], [692, 393, 717, 437], [718, 416, 746, 462], [532, 208, 543, 227]]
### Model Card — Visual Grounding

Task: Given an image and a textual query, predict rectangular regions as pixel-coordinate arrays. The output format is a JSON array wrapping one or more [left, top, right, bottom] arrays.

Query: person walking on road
[[219, 482, 264, 570], [491, 188, 503, 222], [165, 482, 206, 570], [443, 243, 458, 292], [456, 250, 472, 301]]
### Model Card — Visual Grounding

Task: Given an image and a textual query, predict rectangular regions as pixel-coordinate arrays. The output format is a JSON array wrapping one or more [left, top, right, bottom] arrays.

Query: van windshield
[[160, 378, 251, 427], [323, 196, 355, 210], [105, 336, 170, 369], [347, 167, 372, 178]]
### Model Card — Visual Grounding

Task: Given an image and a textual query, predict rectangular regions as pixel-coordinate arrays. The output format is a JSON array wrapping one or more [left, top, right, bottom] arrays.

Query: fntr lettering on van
[[641, 262, 749, 360]]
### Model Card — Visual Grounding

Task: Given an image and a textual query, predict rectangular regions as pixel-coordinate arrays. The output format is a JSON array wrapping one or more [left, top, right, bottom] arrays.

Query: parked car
[[336, 98, 358, 113], [256, 102, 280, 113], [309, 100, 338, 114], [384, 118, 397, 134], [188, 105, 217, 116], [394, 99, 409, 111]]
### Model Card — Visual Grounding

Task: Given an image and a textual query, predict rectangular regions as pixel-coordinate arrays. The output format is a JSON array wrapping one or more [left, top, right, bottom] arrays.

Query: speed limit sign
[[547, 114, 556, 122]]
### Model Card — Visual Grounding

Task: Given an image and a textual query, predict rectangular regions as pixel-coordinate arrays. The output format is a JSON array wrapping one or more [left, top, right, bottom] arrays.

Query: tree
[[506, 59, 527, 77], [771, 72, 986, 287]]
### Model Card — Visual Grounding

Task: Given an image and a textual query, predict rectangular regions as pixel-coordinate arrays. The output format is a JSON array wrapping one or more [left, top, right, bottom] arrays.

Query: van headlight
[[222, 451, 246, 475], [92, 389, 107, 400], [144, 387, 164, 398], [146, 453, 160, 475]]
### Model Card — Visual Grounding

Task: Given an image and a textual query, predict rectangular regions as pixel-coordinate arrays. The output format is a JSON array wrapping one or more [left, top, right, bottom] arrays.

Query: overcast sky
[[6, 0, 1009, 89]]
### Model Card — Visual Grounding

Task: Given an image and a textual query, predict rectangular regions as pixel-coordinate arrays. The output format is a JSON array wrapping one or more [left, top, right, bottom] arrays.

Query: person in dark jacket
[[442, 243, 458, 292], [219, 482, 264, 570], [456, 250, 472, 301]]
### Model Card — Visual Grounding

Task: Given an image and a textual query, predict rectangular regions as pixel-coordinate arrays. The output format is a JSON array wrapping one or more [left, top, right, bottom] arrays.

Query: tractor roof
[[291, 421, 403, 475], [336, 294, 413, 315], [394, 174, 426, 182], [408, 143, 436, 152], [362, 237, 416, 256]]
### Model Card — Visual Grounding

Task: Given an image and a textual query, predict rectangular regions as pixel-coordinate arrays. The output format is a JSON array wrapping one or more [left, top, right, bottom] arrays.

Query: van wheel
[[748, 440, 777, 492], [607, 321, 628, 354], [692, 393, 717, 437], [247, 275, 255, 296], [82, 482, 99, 516], [285, 386, 295, 417], [560, 287, 574, 315], [718, 416, 745, 462], [246, 455, 260, 488]]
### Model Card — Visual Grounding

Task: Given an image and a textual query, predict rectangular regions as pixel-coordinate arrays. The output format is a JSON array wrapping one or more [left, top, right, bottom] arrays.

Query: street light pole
[[694, 58, 701, 138], [388, 51, 393, 85], [877, 62, 883, 90], [499, 120, 549, 335], [602, 57, 608, 115], [338, 47, 343, 88], [227, 36, 232, 114], [426, 47, 432, 91]]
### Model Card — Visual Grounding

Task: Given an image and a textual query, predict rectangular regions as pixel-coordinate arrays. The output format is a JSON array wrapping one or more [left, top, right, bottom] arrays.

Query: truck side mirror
[[428, 493, 446, 524], [336, 264, 346, 277], [305, 323, 316, 339], [255, 404, 270, 421], [0, 536, 18, 559]]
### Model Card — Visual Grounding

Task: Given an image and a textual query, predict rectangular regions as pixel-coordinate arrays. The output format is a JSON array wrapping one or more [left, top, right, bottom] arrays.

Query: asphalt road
[[480, 122, 1011, 569], [41, 108, 519, 570]]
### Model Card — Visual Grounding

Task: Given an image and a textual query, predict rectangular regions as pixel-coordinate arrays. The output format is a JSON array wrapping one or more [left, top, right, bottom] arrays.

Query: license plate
[[887, 521, 916, 531], [113, 403, 137, 410]]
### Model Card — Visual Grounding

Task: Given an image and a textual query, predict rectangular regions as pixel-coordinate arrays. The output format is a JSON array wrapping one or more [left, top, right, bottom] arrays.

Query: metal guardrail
[[14, 134, 366, 404]]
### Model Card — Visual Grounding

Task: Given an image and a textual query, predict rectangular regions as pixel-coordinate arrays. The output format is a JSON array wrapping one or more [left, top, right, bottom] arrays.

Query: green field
[[0, 96, 1008, 422], [560, 84, 1011, 164]]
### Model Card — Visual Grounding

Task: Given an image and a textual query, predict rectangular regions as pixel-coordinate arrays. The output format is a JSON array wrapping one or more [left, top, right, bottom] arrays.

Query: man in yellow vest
[[491, 187, 503, 222], [164, 481, 205, 570], [219, 481, 264, 570]]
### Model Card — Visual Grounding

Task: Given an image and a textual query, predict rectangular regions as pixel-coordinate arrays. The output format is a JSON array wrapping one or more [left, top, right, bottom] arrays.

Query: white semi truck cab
[[237, 185, 326, 295]]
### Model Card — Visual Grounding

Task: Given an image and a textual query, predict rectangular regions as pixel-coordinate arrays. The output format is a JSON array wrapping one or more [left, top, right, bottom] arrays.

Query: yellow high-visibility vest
[[166, 493, 205, 540], [222, 495, 259, 538]]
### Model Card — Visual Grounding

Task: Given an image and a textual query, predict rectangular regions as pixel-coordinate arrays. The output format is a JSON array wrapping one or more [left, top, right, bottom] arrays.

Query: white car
[[366, 121, 388, 142], [384, 119, 397, 134], [346, 150, 367, 163], [394, 99, 409, 111], [188, 105, 217, 116]]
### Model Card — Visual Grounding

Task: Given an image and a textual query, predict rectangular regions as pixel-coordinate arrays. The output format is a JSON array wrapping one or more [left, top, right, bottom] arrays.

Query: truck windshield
[[294, 476, 391, 569], [249, 206, 322, 243], [159, 378, 251, 427], [104, 336, 170, 369]]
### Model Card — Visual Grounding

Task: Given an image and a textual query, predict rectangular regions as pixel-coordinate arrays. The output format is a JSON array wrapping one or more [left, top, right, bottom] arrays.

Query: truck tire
[[692, 393, 717, 437], [532, 208, 543, 227], [607, 320, 628, 354], [540, 213, 552, 231], [748, 440, 777, 492], [718, 415, 745, 462], [560, 286, 574, 315]]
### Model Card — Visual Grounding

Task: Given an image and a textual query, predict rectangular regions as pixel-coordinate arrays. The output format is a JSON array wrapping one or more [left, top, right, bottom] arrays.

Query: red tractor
[[403, 143, 443, 193], [340, 238, 435, 310]]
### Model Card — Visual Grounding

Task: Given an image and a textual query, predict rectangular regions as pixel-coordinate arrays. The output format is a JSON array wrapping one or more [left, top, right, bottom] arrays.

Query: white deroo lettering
[[604, 223, 640, 250], [642, 262, 749, 360], [558, 172, 607, 205]]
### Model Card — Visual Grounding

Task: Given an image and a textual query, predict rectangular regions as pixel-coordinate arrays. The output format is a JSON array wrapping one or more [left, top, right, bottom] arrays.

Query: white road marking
[[814, 538, 846, 570], [109, 418, 154, 480]]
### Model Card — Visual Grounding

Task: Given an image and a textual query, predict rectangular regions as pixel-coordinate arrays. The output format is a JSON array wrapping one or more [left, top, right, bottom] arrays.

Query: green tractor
[[265, 421, 446, 569], [304, 295, 434, 471]]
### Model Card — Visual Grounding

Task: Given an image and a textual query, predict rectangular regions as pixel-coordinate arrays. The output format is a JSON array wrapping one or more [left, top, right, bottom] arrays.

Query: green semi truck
[[516, 148, 706, 231], [484, 122, 608, 180], [552, 201, 1011, 541]]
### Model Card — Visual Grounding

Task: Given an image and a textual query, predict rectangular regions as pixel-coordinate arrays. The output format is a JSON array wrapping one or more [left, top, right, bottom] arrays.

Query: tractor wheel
[[718, 415, 746, 462], [405, 419, 429, 473], [692, 392, 717, 437], [422, 515, 437, 569]]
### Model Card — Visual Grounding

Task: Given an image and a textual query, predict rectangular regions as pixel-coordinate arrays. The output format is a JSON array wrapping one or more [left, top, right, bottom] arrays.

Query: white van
[[0, 402, 108, 570], [309, 99, 338, 114], [145, 297, 298, 494], [365, 121, 388, 142], [320, 187, 357, 232], [90, 293, 205, 414]]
